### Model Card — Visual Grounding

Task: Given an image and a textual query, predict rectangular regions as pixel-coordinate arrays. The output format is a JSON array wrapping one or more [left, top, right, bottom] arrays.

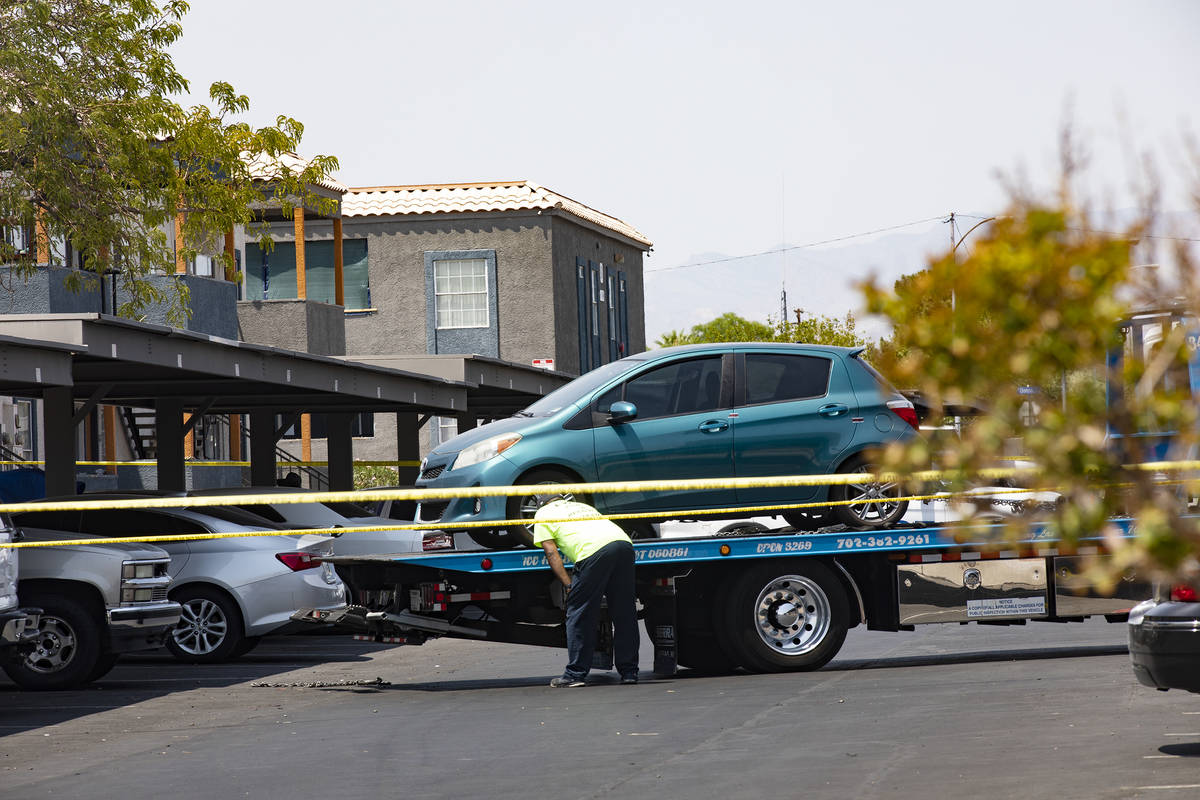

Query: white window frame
[[433, 258, 490, 330]]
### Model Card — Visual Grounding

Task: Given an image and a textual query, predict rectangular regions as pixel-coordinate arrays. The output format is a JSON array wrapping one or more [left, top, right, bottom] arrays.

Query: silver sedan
[[13, 502, 346, 662]]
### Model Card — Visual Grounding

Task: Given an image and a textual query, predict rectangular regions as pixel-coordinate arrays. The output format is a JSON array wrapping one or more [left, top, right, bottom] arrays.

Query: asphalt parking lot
[[3, 618, 1197, 800]]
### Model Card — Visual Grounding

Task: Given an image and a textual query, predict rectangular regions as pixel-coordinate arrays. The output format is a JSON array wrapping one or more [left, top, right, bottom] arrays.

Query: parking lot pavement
[[3, 620, 1198, 800]]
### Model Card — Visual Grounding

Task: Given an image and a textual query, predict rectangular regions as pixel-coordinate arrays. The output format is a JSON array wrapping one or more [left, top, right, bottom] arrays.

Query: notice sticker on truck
[[966, 596, 1047, 618]]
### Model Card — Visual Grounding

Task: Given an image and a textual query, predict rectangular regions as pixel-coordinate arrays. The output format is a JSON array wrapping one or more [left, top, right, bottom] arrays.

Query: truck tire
[[713, 561, 849, 672], [85, 653, 119, 684], [1, 592, 104, 691], [504, 469, 591, 548], [829, 456, 908, 529], [166, 586, 246, 663]]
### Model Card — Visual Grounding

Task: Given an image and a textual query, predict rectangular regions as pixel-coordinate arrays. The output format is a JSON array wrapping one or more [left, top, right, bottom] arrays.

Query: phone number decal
[[835, 533, 932, 549]]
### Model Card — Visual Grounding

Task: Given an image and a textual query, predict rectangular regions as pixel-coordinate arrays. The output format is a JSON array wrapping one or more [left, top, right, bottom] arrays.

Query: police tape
[[2, 460, 1199, 549], [2, 460, 1200, 516], [3, 485, 1048, 549]]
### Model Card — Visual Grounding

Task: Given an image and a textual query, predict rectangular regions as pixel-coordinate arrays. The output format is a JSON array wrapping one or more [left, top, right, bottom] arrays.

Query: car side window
[[744, 354, 831, 405], [13, 510, 82, 532], [78, 510, 189, 537], [621, 356, 723, 420]]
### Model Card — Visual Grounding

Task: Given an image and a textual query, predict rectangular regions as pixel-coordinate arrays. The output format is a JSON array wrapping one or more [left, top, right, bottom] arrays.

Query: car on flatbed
[[415, 343, 919, 548]]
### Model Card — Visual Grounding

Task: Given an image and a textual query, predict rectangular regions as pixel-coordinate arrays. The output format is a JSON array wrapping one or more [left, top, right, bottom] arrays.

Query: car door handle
[[818, 403, 849, 418], [698, 420, 729, 433]]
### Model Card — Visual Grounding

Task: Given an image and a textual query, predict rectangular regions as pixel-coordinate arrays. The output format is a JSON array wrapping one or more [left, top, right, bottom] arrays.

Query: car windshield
[[519, 358, 646, 418]]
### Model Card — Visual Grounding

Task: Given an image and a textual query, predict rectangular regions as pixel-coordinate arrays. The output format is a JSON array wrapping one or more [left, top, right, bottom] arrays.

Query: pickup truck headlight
[[451, 433, 522, 471]]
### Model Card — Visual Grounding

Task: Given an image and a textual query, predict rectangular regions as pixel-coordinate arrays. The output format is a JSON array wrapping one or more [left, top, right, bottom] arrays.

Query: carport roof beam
[[0, 314, 470, 415]]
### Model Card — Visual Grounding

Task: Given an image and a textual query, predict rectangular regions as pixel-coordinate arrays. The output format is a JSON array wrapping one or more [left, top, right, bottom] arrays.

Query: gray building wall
[[236, 299, 346, 355], [548, 216, 647, 374], [0, 267, 239, 339], [261, 207, 648, 465]]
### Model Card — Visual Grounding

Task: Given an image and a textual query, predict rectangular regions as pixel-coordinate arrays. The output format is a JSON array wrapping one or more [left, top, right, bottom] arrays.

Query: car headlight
[[451, 433, 522, 470]]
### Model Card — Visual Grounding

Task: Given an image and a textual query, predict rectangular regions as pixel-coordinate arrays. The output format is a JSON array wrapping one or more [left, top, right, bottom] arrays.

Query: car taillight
[[886, 399, 920, 430], [1171, 585, 1198, 602], [276, 552, 322, 571]]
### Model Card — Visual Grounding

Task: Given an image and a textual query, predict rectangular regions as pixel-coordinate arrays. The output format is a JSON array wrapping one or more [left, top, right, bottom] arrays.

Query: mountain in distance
[[643, 220, 955, 346]]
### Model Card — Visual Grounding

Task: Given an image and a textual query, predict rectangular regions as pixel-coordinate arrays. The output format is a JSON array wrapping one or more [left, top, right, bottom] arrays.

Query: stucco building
[[254, 180, 652, 457]]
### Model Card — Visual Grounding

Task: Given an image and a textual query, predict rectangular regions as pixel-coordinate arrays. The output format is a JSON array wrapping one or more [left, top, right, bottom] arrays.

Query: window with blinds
[[434, 258, 489, 329]]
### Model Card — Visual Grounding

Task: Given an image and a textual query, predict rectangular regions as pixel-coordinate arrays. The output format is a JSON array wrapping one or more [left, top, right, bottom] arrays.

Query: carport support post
[[395, 412, 420, 486], [248, 410, 277, 487], [156, 400, 186, 491], [43, 387, 77, 496], [456, 413, 477, 434], [326, 412, 354, 490]]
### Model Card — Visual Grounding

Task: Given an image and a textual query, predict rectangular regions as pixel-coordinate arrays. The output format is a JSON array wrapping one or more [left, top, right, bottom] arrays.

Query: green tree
[[0, 0, 337, 321], [657, 310, 866, 348], [861, 173, 1200, 580], [688, 312, 775, 342], [775, 308, 865, 348]]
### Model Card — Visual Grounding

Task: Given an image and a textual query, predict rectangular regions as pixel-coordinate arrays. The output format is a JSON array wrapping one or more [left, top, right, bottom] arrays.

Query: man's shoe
[[550, 677, 586, 688], [620, 675, 638, 685]]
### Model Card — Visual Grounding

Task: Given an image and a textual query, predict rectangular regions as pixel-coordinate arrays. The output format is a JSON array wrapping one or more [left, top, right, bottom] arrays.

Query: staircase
[[120, 407, 157, 459]]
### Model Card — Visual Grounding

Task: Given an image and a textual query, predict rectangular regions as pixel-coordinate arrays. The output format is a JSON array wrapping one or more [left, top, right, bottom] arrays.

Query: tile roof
[[342, 181, 652, 248]]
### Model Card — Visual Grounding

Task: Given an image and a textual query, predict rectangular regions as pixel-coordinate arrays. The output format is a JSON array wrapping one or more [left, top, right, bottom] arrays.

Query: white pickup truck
[[1, 516, 181, 690], [0, 519, 39, 660]]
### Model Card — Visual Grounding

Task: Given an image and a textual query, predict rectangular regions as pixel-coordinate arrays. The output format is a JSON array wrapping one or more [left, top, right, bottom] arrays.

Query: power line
[[645, 215, 948, 273], [953, 213, 1200, 243]]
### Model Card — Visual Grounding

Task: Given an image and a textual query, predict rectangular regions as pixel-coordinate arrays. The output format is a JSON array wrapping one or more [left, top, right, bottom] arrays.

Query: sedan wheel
[[830, 459, 908, 529], [166, 587, 246, 663]]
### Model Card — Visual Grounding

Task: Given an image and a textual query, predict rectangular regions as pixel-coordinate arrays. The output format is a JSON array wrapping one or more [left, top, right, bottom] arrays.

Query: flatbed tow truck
[[299, 515, 1149, 675]]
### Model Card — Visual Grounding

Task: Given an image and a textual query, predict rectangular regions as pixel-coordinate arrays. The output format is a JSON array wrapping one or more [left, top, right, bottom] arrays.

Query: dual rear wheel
[[683, 561, 850, 674]]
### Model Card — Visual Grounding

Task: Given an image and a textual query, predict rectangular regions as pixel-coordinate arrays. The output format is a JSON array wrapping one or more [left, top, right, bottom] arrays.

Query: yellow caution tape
[[2, 461, 1199, 548]]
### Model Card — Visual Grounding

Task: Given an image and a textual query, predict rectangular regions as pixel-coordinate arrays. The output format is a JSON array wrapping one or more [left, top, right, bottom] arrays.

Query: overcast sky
[[170, 1, 1199, 330]]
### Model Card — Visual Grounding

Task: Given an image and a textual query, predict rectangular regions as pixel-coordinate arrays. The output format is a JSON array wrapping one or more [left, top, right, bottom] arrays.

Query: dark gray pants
[[563, 540, 638, 681]]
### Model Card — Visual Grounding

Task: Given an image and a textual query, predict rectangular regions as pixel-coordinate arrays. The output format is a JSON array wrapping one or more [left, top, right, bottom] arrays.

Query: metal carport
[[0, 314, 472, 495]]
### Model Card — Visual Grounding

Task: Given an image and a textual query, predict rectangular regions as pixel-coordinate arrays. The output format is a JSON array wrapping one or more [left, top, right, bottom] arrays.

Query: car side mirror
[[608, 400, 637, 424]]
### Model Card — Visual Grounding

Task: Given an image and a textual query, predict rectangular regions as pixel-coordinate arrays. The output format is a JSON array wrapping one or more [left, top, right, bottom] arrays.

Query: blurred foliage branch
[[861, 149, 1200, 582]]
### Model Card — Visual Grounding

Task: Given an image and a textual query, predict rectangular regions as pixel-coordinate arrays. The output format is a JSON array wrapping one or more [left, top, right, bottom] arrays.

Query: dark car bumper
[[1129, 601, 1200, 693]]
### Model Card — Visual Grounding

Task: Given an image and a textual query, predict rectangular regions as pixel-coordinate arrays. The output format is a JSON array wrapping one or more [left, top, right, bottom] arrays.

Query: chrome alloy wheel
[[173, 597, 230, 656], [752, 575, 832, 655], [843, 475, 902, 524], [26, 616, 78, 674]]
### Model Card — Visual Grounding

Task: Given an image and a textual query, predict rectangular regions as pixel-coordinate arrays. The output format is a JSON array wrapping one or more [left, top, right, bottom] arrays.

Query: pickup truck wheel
[[715, 561, 848, 672], [85, 653, 119, 684], [166, 586, 245, 663], [1, 593, 103, 691], [829, 457, 908, 529], [505, 470, 591, 548]]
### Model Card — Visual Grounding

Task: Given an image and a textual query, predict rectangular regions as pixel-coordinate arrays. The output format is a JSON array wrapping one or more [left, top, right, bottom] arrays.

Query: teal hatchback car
[[415, 343, 919, 548]]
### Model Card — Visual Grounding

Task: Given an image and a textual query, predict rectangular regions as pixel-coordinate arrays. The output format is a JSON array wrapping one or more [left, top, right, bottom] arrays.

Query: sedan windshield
[[519, 358, 646, 418]]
